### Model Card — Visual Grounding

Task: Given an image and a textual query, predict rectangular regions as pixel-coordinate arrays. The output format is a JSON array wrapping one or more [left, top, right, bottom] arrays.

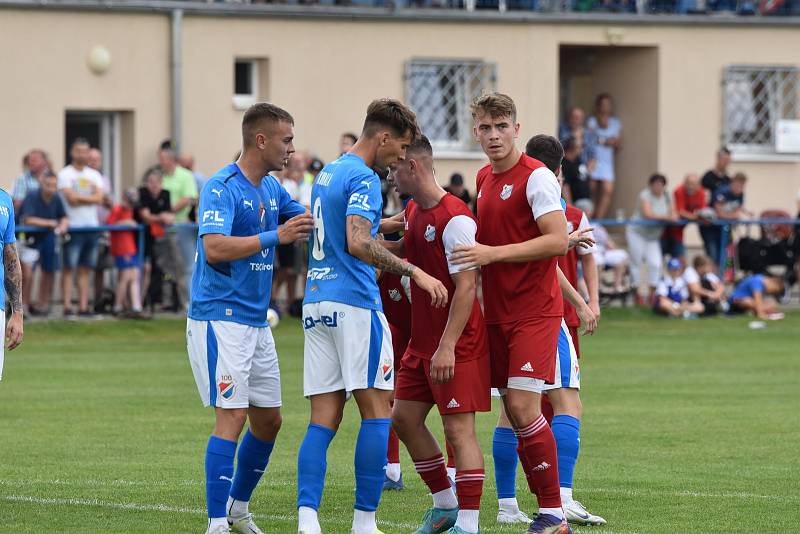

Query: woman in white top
[[587, 93, 622, 219], [626, 173, 677, 305]]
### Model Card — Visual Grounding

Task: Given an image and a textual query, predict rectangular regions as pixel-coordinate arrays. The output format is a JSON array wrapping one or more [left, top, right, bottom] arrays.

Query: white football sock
[[446, 466, 457, 481], [432, 487, 458, 509], [297, 506, 321, 534], [539, 507, 565, 520], [385, 463, 401, 482], [208, 517, 228, 529], [498, 497, 520, 512], [351, 509, 376, 534], [560, 487, 573, 503], [455, 509, 479, 533]]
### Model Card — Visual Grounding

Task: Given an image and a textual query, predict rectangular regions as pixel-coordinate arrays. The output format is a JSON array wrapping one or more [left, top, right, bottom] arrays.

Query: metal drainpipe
[[171, 8, 183, 153]]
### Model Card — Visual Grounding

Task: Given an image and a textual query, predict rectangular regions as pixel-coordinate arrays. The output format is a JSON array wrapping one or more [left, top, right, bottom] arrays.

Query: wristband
[[258, 231, 279, 250]]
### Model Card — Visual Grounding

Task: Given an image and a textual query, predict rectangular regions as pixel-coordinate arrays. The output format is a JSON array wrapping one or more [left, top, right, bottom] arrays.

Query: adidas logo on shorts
[[520, 362, 534, 372], [447, 398, 460, 409]]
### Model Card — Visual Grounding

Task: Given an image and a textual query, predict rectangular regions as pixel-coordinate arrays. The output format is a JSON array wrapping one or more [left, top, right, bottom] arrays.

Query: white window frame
[[233, 59, 258, 110]]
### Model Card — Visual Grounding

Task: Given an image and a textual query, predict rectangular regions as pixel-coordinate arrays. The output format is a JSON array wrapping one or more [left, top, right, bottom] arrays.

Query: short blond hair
[[471, 92, 517, 122]]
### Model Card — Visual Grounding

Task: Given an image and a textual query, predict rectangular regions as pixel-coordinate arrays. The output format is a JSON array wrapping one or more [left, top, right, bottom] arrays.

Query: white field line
[[0, 479, 795, 503], [2, 494, 639, 534]]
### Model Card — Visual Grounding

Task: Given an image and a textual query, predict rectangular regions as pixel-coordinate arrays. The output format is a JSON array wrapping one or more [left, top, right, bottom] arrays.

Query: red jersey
[[404, 194, 488, 362], [107, 205, 137, 257], [378, 272, 412, 341], [557, 204, 591, 328], [665, 185, 707, 242], [475, 154, 565, 323]]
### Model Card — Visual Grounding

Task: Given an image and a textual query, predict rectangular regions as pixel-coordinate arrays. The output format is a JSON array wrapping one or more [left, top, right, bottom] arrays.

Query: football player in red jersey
[[377, 270, 412, 490], [386, 136, 490, 534], [450, 93, 571, 534]]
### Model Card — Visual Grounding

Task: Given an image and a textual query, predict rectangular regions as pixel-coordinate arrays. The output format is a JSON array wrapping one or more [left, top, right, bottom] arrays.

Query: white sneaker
[[228, 513, 265, 534], [496, 508, 532, 524], [564, 499, 606, 526], [205, 524, 231, 534]]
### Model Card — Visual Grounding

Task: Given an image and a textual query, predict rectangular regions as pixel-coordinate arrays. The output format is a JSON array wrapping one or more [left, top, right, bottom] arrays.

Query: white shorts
[[302, 301, 394, 396], [186, 319, 281, 409], [498, 319, 579, 394], [0, 310, 5, 381], [550, 320, 580, 390]]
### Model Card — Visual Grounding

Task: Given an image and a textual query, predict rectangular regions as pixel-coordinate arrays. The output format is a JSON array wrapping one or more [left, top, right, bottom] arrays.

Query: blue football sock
[[205, 435, 237, 519], [551, 415, 581, 489], [229, 429, 275, 504], [492, 426, 519, 499], [297, 423, 336, 510], [354, 418, 391, 512]]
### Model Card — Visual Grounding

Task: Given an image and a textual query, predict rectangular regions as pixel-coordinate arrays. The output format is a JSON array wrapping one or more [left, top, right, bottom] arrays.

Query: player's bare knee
[[443, 417, 475, 448], [249, 410, 282, 441], [214, 408, 248, 440], [504, 392, 541, 427]]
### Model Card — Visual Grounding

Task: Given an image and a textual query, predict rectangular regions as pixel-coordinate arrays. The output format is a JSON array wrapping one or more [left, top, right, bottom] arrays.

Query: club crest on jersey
[[424, 224, 436, 242], [219, 377, 236, 400], [500, 184, 513, 200], [388, 288, 401, 301], [259, 203, 266, 228]]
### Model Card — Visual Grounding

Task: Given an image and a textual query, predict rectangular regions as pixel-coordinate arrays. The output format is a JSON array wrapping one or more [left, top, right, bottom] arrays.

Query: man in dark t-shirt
[[561, 137, 592, 208], [136, 168, 177, 309], [19, 171, 68, 315], [701, 147, 731, 198]]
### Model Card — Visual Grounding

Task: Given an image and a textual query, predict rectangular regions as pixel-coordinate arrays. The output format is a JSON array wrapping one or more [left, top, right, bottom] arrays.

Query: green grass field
[[1, 310, 799, 533]]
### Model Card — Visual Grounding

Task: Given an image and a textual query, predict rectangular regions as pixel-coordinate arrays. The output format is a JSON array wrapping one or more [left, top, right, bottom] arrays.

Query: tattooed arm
[[4, 242, 24, 350], [346, 215, 448, 308]]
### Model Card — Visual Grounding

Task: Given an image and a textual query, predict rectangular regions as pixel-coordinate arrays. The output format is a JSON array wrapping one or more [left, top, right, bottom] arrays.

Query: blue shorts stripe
[[367, 311, 381, 387], [207, 323, 219, 406], [557, 326, 572, 387]]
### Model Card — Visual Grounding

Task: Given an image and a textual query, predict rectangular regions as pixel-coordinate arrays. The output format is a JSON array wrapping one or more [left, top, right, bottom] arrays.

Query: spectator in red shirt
[[107, 188, 145, 318], [662, 172, 707, 259]]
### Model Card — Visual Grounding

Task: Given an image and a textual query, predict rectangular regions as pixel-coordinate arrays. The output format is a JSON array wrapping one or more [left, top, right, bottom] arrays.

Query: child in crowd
[[107, 188, 146, 319], [683, 255, 726, 315], [654, 258, 704, 318], [729, 274, 784, 320]]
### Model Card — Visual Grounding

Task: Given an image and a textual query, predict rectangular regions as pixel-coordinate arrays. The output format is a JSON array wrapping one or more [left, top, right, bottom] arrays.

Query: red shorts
[[389, 324, 411, 369], [394, 352, 491, 415], [487, 316, 561, 388], [568, 325, 580, 358]]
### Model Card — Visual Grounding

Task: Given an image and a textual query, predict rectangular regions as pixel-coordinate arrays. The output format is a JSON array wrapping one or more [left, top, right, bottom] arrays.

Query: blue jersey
[[189, 163, 305, 327], [0, 190, 16, 313], [730, 274, 765, 301], [304, 154, 383, 311]]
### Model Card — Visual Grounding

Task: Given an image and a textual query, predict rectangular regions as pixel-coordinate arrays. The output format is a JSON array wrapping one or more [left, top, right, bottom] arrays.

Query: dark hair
[[71, 137, 90, 149], [450, 173, 464, 186], [142, 165, 163, 184], [341, 132, 358, 144], [242, 103, 294, 148], [732, 171, 747, 182], [595, 93, 612, 109], [525, 135, 564, 173], [648, 173, 667, 186], [406, 134, 433, 159], [471, 92, 517, 122], [719, 146, 731, 156], [562, 136, 579, 152], [160, 139, 174, 151], [693, 255, 711, 269], [41, 169, 57, 180], [361, 99, 419, 141]]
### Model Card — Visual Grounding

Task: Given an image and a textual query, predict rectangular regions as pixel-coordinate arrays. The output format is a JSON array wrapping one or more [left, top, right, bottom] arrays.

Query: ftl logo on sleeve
[[500, 184, 513, 200]]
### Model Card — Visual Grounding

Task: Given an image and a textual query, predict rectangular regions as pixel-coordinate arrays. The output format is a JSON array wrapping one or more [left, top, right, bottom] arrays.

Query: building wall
[[0, 10, 171, 191], [1, 7, 799, 219]]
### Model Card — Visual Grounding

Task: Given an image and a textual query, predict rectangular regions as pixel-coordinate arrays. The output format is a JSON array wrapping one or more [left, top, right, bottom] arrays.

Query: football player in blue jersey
[[187, 103, 314, 534], [296, 99, 449, 534]]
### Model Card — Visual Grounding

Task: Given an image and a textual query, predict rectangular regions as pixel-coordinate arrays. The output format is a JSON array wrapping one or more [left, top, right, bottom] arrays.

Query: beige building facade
[[2, 2, 799, 221]]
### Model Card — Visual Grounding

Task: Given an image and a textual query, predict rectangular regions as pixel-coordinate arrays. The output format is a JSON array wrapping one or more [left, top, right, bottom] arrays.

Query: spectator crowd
[[10, 107, 798, 323]]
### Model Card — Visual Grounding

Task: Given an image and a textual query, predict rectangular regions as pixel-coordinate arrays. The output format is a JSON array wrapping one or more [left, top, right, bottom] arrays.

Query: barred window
[[405, 59, 496, 152], [723, 65, 800, 155]]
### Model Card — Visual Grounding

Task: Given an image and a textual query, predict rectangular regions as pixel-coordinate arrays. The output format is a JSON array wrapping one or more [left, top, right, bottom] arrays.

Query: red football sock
[[454, 469, 484, 510], [540, 394, 554, 426], [413, 453, 451, 494], [516, 415, 561, 508], [387, 427, 400, 464], [445, 441, 456, 469]]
